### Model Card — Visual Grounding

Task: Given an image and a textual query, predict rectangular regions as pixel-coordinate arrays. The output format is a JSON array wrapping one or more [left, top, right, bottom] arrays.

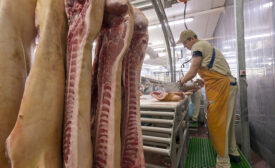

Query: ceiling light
[[245, 33, 273, 40], [263, 2, 273, 8], [149, 41, 164, 46], [226, 59, 237, 63], [148, 18, 193, 30], [148, 25, 161, 30], [153, 47, 166, 51], [223, 46, 231, 49], [174, 45, 183, 49], [158, 53, 166, 57], [168, 18, 194, 26], [136, 3, 152, 9]]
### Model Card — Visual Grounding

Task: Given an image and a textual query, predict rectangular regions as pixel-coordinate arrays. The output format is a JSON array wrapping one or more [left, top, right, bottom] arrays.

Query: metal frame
[[151, 0, 176, 82], [140, 97, 190, 168], [234, 0, 251, 162]]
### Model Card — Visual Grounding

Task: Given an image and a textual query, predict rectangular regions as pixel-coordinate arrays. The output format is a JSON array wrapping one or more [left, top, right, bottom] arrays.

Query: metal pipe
[[143, 146, 170, 156], [141, 126, 172, 133], [141, 118, 174, 124], [234, 0, 251, 162], [157, 0, 176, 46], [143, 135, 171, 144], [173, 47, 176, 81], [151, 0, 175, 82], [140, 111, 175, 116]]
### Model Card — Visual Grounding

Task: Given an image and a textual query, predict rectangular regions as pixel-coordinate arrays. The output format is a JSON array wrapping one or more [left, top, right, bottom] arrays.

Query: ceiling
[[131, 0, 226, 70]]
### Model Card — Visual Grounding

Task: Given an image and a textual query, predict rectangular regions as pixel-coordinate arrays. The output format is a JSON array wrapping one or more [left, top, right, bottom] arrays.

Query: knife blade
[[163, 82, 181, 92]]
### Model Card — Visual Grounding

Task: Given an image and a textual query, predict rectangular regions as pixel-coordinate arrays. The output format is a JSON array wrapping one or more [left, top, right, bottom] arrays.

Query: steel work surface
[[185, 138, 251, 168]]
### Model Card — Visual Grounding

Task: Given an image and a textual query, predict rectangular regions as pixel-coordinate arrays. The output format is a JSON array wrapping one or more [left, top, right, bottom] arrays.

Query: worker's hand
[[177, 80, 184, 87], [177, 78, 186, 87]]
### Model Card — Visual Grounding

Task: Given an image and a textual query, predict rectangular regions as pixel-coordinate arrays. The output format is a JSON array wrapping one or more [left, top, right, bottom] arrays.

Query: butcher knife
[[163, 82, 182, 92], [164, 80, 200, 92]]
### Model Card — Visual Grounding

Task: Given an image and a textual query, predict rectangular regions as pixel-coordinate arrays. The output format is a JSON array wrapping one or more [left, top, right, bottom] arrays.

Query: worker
[[177, 29, 241, 168]]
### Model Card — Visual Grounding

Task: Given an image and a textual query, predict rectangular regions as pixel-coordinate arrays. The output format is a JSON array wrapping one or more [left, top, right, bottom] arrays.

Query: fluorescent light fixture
[[148, 18, 193, 30], [245, 33, 273, 40], [148, 25, 161, 30], [224, 55, 236, 58], [226, 59, 237, 63], [246, 57, 258, 61], [174, 45, 184, 49], [153, 47, 165, 51], [158, 53, 166, 57], [149, 41, 164, 46], [136, 3, 152, 9], [169, 18, 194, 26], [263, 2, 273, 8], [223, 46, 231, 49], [223, 51, 236, 55]]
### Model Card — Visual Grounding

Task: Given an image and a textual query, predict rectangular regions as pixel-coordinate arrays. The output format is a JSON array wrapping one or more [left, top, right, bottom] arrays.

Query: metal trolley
[[140, 96, 190, 168]]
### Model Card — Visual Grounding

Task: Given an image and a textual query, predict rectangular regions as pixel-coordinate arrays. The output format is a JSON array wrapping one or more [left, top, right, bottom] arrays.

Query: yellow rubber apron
[[197, 48, 231, 156]]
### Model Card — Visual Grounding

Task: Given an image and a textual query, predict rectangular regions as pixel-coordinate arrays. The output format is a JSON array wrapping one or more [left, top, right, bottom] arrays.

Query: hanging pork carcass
[[0, 0, 37, 167], [63, 0, 105, 167], [121, 7, 148, 168], [6, 0, 67, 167], [90, 0, 134, 167]]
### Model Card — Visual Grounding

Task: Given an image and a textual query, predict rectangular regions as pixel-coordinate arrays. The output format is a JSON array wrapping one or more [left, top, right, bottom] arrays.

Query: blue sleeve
[[192, 51, 202, 57]]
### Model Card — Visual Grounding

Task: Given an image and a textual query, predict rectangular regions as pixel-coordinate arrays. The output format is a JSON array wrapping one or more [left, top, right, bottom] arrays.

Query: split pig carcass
[[90, 0, 134, 167], [0, 0, 37, 167], [6, 0, 67, 167], [63, 0, 105, 167], [121, 7, 148, 168]]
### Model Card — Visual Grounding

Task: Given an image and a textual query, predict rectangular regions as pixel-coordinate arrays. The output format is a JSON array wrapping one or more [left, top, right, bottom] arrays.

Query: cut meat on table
[[63, 0, 105, 168], [121, 7, 148, 168], [91, 0, 134, 167], [5, 0, 67, 167], [0, 0, 37, 167], [151, 91, 185, 102]]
